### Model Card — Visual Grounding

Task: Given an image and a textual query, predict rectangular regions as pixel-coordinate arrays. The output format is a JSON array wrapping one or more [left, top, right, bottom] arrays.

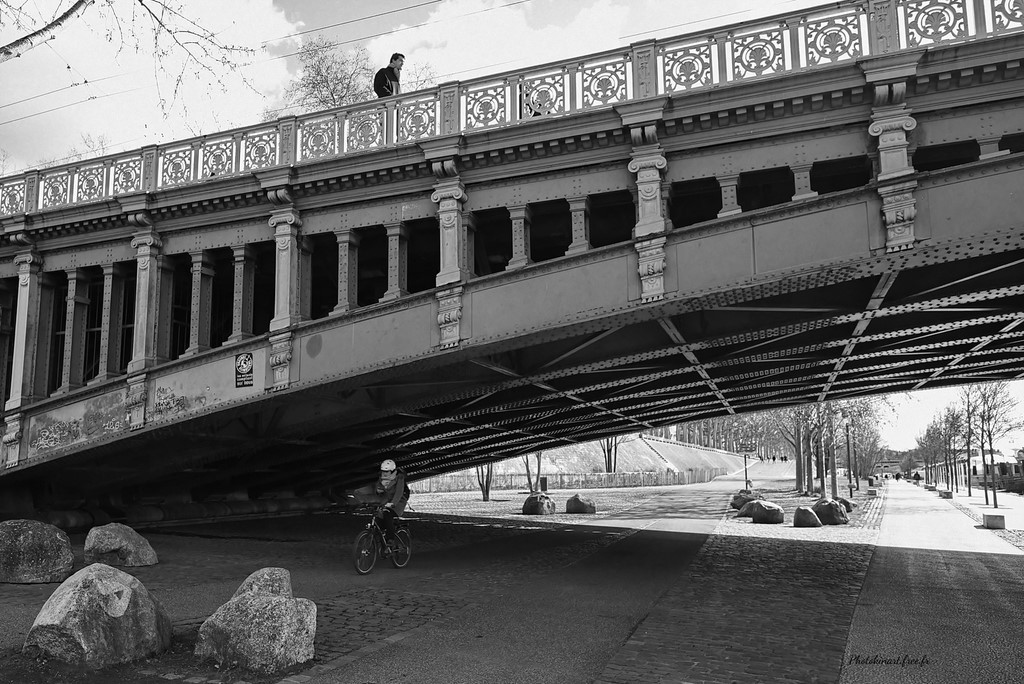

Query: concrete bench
[[939, 491, 953, 499], [867, 488, 878, 497], [983, 514, 1005, 529], [925, 484, 937, 491]]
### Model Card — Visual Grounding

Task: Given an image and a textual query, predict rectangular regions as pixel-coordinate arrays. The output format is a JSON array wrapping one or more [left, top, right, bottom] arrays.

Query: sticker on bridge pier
[[235, 352, 254, 388]]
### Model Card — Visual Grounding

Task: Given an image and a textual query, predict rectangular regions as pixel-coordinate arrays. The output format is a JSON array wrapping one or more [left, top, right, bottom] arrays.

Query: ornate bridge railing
[[0, 0, 1021, 218]]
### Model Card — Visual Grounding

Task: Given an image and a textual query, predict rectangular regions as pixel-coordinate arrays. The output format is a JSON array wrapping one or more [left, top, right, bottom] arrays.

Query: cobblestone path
[[594, 488, 885, 684]]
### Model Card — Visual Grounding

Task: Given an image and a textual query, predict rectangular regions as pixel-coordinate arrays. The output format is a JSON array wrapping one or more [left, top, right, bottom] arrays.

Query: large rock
[[195, 567, 316, 674], [730, 490, 762, 510], [522, 492, 555, 515], [565, 494, 596, 514], [812, 499, 850, 525], [232, 566, 292, 599], [750, 500, 785, 524], [84, 523, 158, 567], [23, 563, 171, 668], [835, 497, 857, 513], [0, 519, 74, 584], [735, 501, 757, 518], [793, 506, 823, 528]]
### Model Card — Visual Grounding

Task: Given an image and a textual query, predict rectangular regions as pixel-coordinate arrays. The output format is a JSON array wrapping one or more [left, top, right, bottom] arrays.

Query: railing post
[[24, 171, 39, 213], [630, 39, 659, 99], [278, 115, 298, 166], [438, 82, 461, 136], [868, 0, 901, 55], [141, 146, 158, 192]]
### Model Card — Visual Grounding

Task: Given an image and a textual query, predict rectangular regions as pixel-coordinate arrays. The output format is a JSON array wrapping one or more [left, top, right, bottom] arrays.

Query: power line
[[256, 0, 536, 65], [0, 87, 146, 127], [261, 0, 445, 46], [0, 72, 126, 109]]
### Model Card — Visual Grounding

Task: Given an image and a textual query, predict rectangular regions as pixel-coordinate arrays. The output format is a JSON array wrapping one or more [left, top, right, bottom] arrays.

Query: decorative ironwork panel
[[464, 83, 507, 129], [581, 59, 628, 108], [113, 158, 142, 195], [731, 27, 787, 79], [991, 0, 1024, 30], [520, 72, 566, 117], [160, 147, 194, 186], [201, 138, 234, 177], [41, 171, 71, 208], [662, 41, 714, 92], [242, 130, 278, 170], [76, 165, 106, 202], [804, 11, 864, 65], [397, 98, 436, 142], [900, 0, 969, 46], [0, 181, 25, 216], [299, 117, 338, 159], [347, 108, 386, 151]]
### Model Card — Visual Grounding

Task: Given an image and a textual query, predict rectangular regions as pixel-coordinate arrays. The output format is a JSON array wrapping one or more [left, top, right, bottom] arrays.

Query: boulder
[[565, 494, 596, 514], [23, 563, 171, 668], [812, 499, 849, 525], [522, 492, 555, 515], [730, 490, 762, 510], [793, 506, 823, 528], [750, 500, 785, 524], [0, 519, 74, 584], [232, 567, 292, 600], [84, 523, 158, 567], [735, 500, 757, 518], [835, 497, 857, 513], [195, 567, 315, 674]]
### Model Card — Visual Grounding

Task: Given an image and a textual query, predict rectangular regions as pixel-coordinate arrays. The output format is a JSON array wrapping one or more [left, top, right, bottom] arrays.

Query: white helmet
[[380, 459, 397, 472]]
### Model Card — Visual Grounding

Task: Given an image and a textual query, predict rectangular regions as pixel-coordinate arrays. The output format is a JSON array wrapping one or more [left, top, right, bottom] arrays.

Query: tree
[[521, 451, 541, 492], [276, 37, 440, 117], [975, 380, 1023, 508], [281, 37, 374, 114], [0, 1, 255, 112], [33, 133, 111, 168], [475, 463, 493, 502]]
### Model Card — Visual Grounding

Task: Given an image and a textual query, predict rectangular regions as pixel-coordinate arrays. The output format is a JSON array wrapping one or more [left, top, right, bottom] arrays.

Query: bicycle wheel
[[353, 530, 378, 574], [390, 528, 412, 568]]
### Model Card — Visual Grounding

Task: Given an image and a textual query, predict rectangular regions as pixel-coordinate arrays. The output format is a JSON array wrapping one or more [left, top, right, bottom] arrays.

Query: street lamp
[[841, 408, 855, 497]]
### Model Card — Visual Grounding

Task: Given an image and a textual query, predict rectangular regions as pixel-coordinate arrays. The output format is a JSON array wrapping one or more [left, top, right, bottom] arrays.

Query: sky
[[1, 0, 1023, 452]]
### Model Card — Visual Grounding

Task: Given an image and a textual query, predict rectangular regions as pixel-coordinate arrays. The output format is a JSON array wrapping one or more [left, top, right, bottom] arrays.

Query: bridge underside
[[5, 233, 1022, 509]]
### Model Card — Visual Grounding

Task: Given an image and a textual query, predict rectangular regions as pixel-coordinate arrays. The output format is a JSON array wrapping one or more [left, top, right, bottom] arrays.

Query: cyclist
[[374, 459, 410, 548]]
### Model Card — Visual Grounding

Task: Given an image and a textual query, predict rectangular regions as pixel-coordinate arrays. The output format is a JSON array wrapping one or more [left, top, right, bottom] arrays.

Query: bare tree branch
[[0, 0, 95, 63]]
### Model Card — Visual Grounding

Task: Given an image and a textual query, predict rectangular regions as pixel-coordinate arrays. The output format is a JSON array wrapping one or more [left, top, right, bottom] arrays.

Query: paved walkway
[[840, 480, 1024, 684], [5, 473, 1024, 684]]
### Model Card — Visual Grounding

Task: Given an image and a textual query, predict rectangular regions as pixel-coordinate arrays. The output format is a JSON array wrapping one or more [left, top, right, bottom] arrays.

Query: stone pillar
[[183, 250, 215, 356], [0, 287, 13, 404], [978, 136, 1009, 160], [629, 146, 669, 237], [92, 264, 125, 382], [629, 141, 670, 302], [432, 178, 472, 286], [128, 228, 173, 373], [792, 165, 817, 201], [868, 77, 919, 252], [331, 229, 360, 314], [269, 205, 303, 331], [298, 234, 313, 321], [717, 174, 741, 217], [227, 245, 255, 343], [382, 222, 409, 301], [566, 196, 591, 255], [5, 251, 45, 411], [507, 205, 533, 270], [57, 268, 91, 393]]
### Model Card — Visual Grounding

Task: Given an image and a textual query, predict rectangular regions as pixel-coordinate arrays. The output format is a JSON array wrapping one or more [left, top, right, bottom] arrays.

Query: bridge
[[0, 0, 1022, 515]]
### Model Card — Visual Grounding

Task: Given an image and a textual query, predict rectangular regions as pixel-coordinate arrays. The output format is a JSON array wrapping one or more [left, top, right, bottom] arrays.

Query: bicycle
[[352, 505, 412, 574]]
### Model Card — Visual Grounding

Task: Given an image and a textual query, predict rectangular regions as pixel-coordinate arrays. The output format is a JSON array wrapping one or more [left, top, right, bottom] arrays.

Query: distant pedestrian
[[772, 455, 777, 463], [374, 53, 405, 98]]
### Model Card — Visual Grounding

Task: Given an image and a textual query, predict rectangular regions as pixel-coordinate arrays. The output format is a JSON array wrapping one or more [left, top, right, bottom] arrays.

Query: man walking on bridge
[[374, 53, 404, 98]]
